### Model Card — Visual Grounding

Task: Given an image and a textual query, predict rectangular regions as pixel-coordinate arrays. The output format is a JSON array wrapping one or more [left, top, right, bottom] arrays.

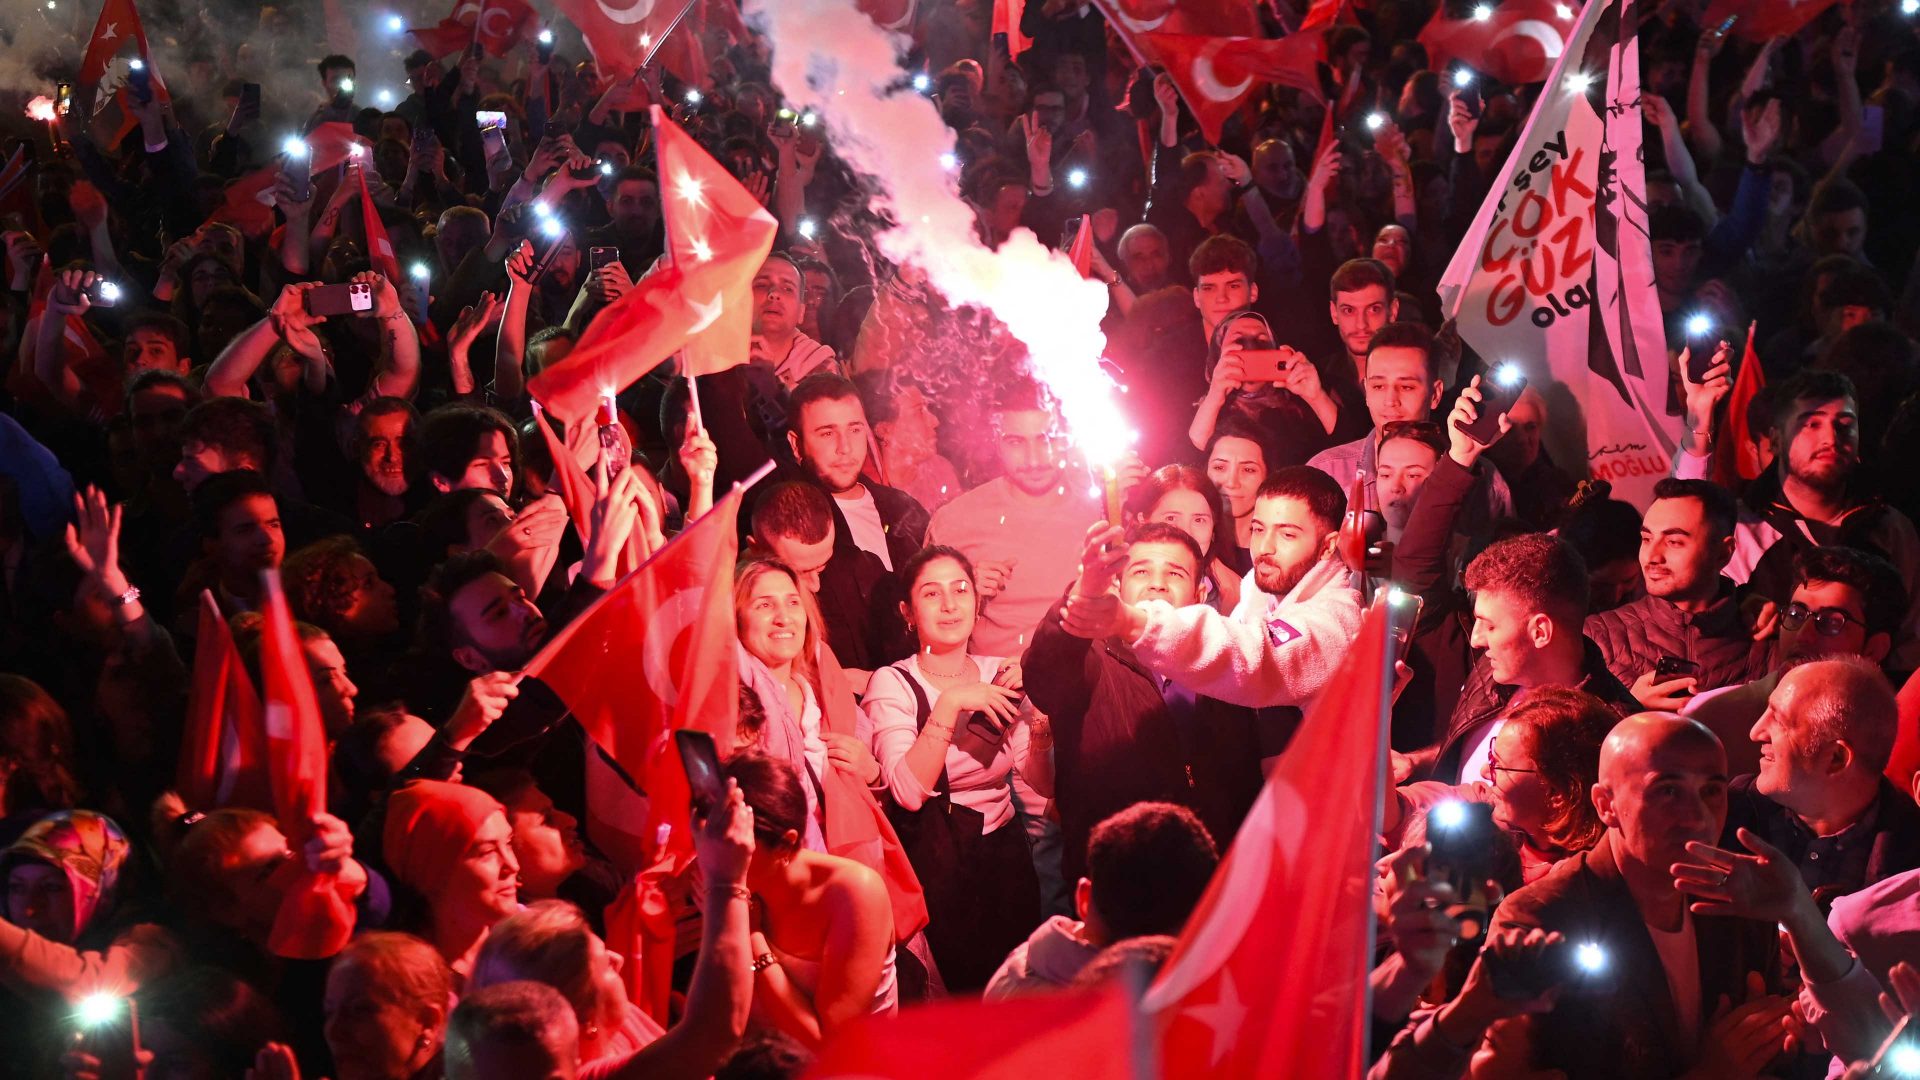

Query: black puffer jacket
[[1583, 578, 1770, 696]]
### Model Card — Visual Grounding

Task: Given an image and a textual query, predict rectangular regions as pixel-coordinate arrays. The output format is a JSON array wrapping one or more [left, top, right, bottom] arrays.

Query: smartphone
[[568, 160, 601, 180], [305, 281, 374, 317], [475, 110, 508, 132], [543, 119, 569, 141], [1389, 591, 1423, 665], [1685, 341, 1719, 383], [285, 142, 312, 203], [1454, 71, 1482, 119], [1869, 1013, 1919, 1077], [771, 108, 797, 138], [1459, 364, 1527, 446], [1862, 105, 1886, 155], [87, 279, 122, 307], [55, 81, 72, 117], [536, 27, 556, 63], [1060, 215, 1084, 250], [238, 82, 261, 120], [1654, 655, 1703, 683], [1425, 801, 1498, 942], [1714, 13, 1738, 36], [1238, 348, 1295, 382], [332, 76, 354, 108], [1484, 938, 1612, 1000], [128, 60, 153, 106], [588, 246, 619, 271], [674, 730, 726, 815]]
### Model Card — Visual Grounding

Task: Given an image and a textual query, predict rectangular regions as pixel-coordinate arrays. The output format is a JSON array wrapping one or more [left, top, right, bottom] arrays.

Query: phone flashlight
[[1471, 3, 1493, 17], [913, 72, 931, 92], [685, 88, 703, 106], [1430, 799, 1468, 831], [939, 151, 958, 171], [598, 160, 613, 176], [1365, 112, 1387, 131], [1685, 312, 1714, 337], [538, 27, 554, 44], [281, 135, 308, 159], [1905, 0, 1919, 15], [376, 88, 394, 106], [75, 993, 123, 1028], [95, 280, 121, 305], [800, 110, 818, 127], [798, 217, 818, 239], [1493, 363, 1524, 388], [1067, 167, 1089, 189], [539, 217, 566, 240], [531, 200, 553, 219], [128, 58, 144, 72], [1573, 942, 1608, 975], [409, 263, 430, 281], [339, 77, 355, 95], [1453, 67, 1475, 88], [385, 13, 404, 32]]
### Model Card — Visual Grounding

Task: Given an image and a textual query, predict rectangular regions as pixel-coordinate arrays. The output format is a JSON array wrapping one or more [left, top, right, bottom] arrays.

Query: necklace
[[918, 655, 970, 680]]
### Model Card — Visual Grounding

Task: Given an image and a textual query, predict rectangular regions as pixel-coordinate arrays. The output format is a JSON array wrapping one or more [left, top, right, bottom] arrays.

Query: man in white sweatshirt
[[1060, 465, 1363, 712]]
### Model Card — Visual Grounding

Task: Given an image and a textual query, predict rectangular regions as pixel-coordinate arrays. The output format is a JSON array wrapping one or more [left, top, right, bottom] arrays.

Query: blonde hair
[[733, 557, 823, 699]]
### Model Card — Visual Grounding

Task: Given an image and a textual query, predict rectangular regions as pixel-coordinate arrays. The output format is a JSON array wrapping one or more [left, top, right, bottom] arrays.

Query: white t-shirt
[[1648, 908, 1702, 1048], [837, 487, 894, 571]]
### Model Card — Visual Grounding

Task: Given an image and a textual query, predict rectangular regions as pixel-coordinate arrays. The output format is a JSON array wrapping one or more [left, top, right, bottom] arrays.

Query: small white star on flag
[[688, 237, 713, 263], [687, 294, 724, 333], [674, 173, 706, 208], [100, 21, 117, 38]]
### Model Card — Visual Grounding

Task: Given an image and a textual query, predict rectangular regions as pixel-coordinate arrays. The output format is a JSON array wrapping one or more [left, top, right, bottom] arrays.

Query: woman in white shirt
[[862, 545, 1052, 991]]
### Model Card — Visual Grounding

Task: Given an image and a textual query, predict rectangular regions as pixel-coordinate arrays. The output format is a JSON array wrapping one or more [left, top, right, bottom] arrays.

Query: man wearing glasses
[[1686, 546, 1905, 776]]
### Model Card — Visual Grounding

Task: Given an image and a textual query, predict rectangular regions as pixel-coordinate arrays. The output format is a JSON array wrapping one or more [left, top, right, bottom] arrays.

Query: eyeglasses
[[1485, 752, 1539, 782], [1781, 603, 1862, 637]]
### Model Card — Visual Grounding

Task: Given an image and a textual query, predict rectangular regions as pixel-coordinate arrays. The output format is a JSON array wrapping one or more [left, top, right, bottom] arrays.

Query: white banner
[[1438, 0, 1679, 509]]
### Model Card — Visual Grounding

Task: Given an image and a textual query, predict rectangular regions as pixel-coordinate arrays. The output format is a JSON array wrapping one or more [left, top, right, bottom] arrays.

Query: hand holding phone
[[1237, 348, 1297, 383], [675, 730, 726, 817], [305, 281, 374, 317], [1456, 364, 1526, 446], [1425, 800, 1497, 943]]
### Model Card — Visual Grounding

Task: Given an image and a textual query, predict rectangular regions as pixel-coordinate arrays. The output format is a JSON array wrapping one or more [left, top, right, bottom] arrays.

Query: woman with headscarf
[[381, 780, 519, 981], [1187, 309, 1357, 466]]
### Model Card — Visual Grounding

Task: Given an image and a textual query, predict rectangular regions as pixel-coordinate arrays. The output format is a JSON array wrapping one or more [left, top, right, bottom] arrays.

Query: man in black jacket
[[1024, 522, 1264, 879], [1586, 478, 1771, 708], [750, 480, 911, 680]]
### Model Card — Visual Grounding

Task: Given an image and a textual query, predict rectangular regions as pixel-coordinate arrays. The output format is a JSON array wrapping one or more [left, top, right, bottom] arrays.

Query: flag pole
[[640, 0, 702, 70], [511, 459, 776, 685], [1360, 595, 1402, 1039]]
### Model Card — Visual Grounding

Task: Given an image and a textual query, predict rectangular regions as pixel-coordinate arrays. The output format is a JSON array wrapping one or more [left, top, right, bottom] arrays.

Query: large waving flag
[[655, 105, 781, 377], [178, 591, 270, 811], [258, 570, 359, 959], [410, 0, 539, 58], [1419, 0, 1579, 86], [807, 982, 1144, 1078], [1091, 0, 1259, 39], [354, 164, 403, 284], [551, 0, 707, 86], [1437, 0, 1677, 509], [1131, 31, 1327, 145], [1713, 323, 1768, 487], [528, 109, 773, 421], [78, 0, 171, 147], [1143, 598, 1396, 1076]]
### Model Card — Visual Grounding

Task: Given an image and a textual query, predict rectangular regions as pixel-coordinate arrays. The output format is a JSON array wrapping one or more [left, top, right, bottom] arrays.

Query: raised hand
[[62, 486, 130, 600], [449, 291, 505, 351], [1678, 340, 1733, 445], [1673, 827, 1813, 924]]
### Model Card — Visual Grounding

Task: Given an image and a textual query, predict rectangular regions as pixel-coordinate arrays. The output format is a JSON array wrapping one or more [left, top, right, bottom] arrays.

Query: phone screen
[[674, 730, 726, 815]]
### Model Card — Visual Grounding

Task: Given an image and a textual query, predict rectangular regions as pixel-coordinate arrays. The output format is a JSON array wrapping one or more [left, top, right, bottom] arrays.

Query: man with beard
[[1476, 714, 1792, 1079], [1586, 479, 1771, 711], [1116, 225, 1175, 293], [1686, 546, 1905, 775], [750, 253, 838, 388], [1679, 367, 1920, 655], [347, 399, 421, 529], [580, 167, 663, 276], [928, 381, 1102, 657], [1307, 321, 1509, 528], [1058, 466, 1363, 719]]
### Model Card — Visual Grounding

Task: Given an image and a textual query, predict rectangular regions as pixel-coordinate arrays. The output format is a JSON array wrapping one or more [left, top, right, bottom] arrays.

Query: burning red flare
[[25, 96, 56, 123]]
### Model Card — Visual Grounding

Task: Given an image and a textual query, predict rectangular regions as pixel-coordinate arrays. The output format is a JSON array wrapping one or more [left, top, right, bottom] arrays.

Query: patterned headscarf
[[2, 811, 131, 941]]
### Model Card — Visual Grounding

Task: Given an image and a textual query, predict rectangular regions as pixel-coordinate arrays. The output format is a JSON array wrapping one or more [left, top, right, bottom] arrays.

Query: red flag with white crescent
[[410, 0, 538, 58], [79, 0, 171, 146], [178, 590, 271, 812], [1091, 0, 1260, 38], [1713, 324, 1767, 486], [1418, 0, 1579, 86], [551, 0, 706, 86], [1130, 31, 1326, 144], [655, 106, 780, 377], [1143, 599, 1395, 1077]]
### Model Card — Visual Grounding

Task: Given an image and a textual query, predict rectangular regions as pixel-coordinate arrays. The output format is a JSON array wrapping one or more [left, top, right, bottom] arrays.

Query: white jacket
[[1127, 558, 1364, 710]]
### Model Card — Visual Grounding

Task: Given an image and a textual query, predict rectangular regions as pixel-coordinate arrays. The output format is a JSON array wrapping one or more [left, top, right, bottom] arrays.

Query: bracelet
[[711, 883, 752, 904], [111, 584, 142, 608], [751, 952, 779, 974]]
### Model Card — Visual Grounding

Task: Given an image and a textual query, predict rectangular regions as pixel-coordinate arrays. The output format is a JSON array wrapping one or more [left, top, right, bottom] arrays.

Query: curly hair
[[1464, 532, 1589, 623], [0, 676, 83, 815], [283, 536, 370, 637], [1503, 688, 1615, 856]]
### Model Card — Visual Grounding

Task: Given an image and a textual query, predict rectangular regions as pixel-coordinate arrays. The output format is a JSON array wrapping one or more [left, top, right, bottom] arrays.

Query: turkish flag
[[1703, 0, 1838, 39], [0, 146, 41, 239], [1143, 599, 1395, 1077], [994, 0, 1035, 58], [1419, 0, 1577, 86], [525, 262, 707, 423], [1713, 323, 1768, 487], [1131, 31, 1326, 144], [655, 106, 780, 377], [520, 471, 756, 863], [257, 571, 360, 960], [178, 590, 271, 812], [552, 0, 707, 87], [1067, 213, 1094, 277], [806, 982, 1140, 1078], [79, 0, 170, 146], [1092, 0, 1260, 37], [410, 0, 539, 58], [1299, 0, 1345, 30], [353, 164, 403, 285]]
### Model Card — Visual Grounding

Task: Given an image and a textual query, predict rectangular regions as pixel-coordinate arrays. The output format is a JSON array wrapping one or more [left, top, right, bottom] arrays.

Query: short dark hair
[[126, 311, 192, 355], [1188, 235, 1258, 282], [724, 752, 809, 853], [1125, 521, 1205, 574], [898, 544, 975, 594], [1809, 179, 1868, 218], [418, 404, 518, 485], [752, 481, 833, 546], [192, 470, 276, 539], [1255, 466, 1346, 533], [1205, 416, 1277, 470], [1650, 478, 1738, 541], [1329, 258, 1395, 301], [613, 165, 656, 188], [319, 55, 356, 79], [1085, 802, 1218, 939], [180, 397, 276, 475], [1464, 533, 1589, 622], [125, 369, 200, 413], [1795, 546, 1907, 638], [1378, 419, 1448, 458], [446, 981, 574, 1075], [418, 550, 508, 657], [786, 372, 862, 433], [1771, 369, 1856, 435], [404, 49, 436, 71], [1650, 203, 1706, 244], [1365, 321, 1436, 380]]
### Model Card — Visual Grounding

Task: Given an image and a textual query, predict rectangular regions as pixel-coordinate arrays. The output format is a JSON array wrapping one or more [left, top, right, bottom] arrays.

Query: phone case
[[1237, 349, 1294, 382], [1458, 373, 1527, 445], [306, 282, 374, 317]]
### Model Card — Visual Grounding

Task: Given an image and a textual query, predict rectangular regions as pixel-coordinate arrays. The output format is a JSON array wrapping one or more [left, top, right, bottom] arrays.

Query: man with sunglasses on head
[[1686, 546, 1905, 777]]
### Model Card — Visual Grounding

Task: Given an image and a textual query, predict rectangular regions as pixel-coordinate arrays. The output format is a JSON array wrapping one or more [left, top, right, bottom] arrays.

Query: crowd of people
[[5, 0, 1920, 1075]]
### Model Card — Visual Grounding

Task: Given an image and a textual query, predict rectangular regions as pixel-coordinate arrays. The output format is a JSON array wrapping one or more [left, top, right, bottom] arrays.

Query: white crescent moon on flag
[[641, 587, 707, 708], [595, 0, 659, 25], [1140, 779, 1307, 1010], [1107, 0, 1173, 33], [1498, 18, 1567, 61], [452, 1, 481, 20], [1193, 40, 1253, 102], [479, 4, 514, 38]]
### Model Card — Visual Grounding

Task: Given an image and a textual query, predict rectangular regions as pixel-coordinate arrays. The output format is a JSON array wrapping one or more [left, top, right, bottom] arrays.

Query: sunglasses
[[1781, 603, 1862, 637]]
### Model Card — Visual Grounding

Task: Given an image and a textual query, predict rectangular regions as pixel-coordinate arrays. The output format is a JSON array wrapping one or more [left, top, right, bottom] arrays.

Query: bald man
[[1476, 714, 1791, 1079], [1723, 656, 1920, 900]]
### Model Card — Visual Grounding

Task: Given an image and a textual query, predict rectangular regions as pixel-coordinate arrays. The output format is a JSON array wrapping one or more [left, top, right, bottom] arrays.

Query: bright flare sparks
[[25, 96, 56, 122]]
